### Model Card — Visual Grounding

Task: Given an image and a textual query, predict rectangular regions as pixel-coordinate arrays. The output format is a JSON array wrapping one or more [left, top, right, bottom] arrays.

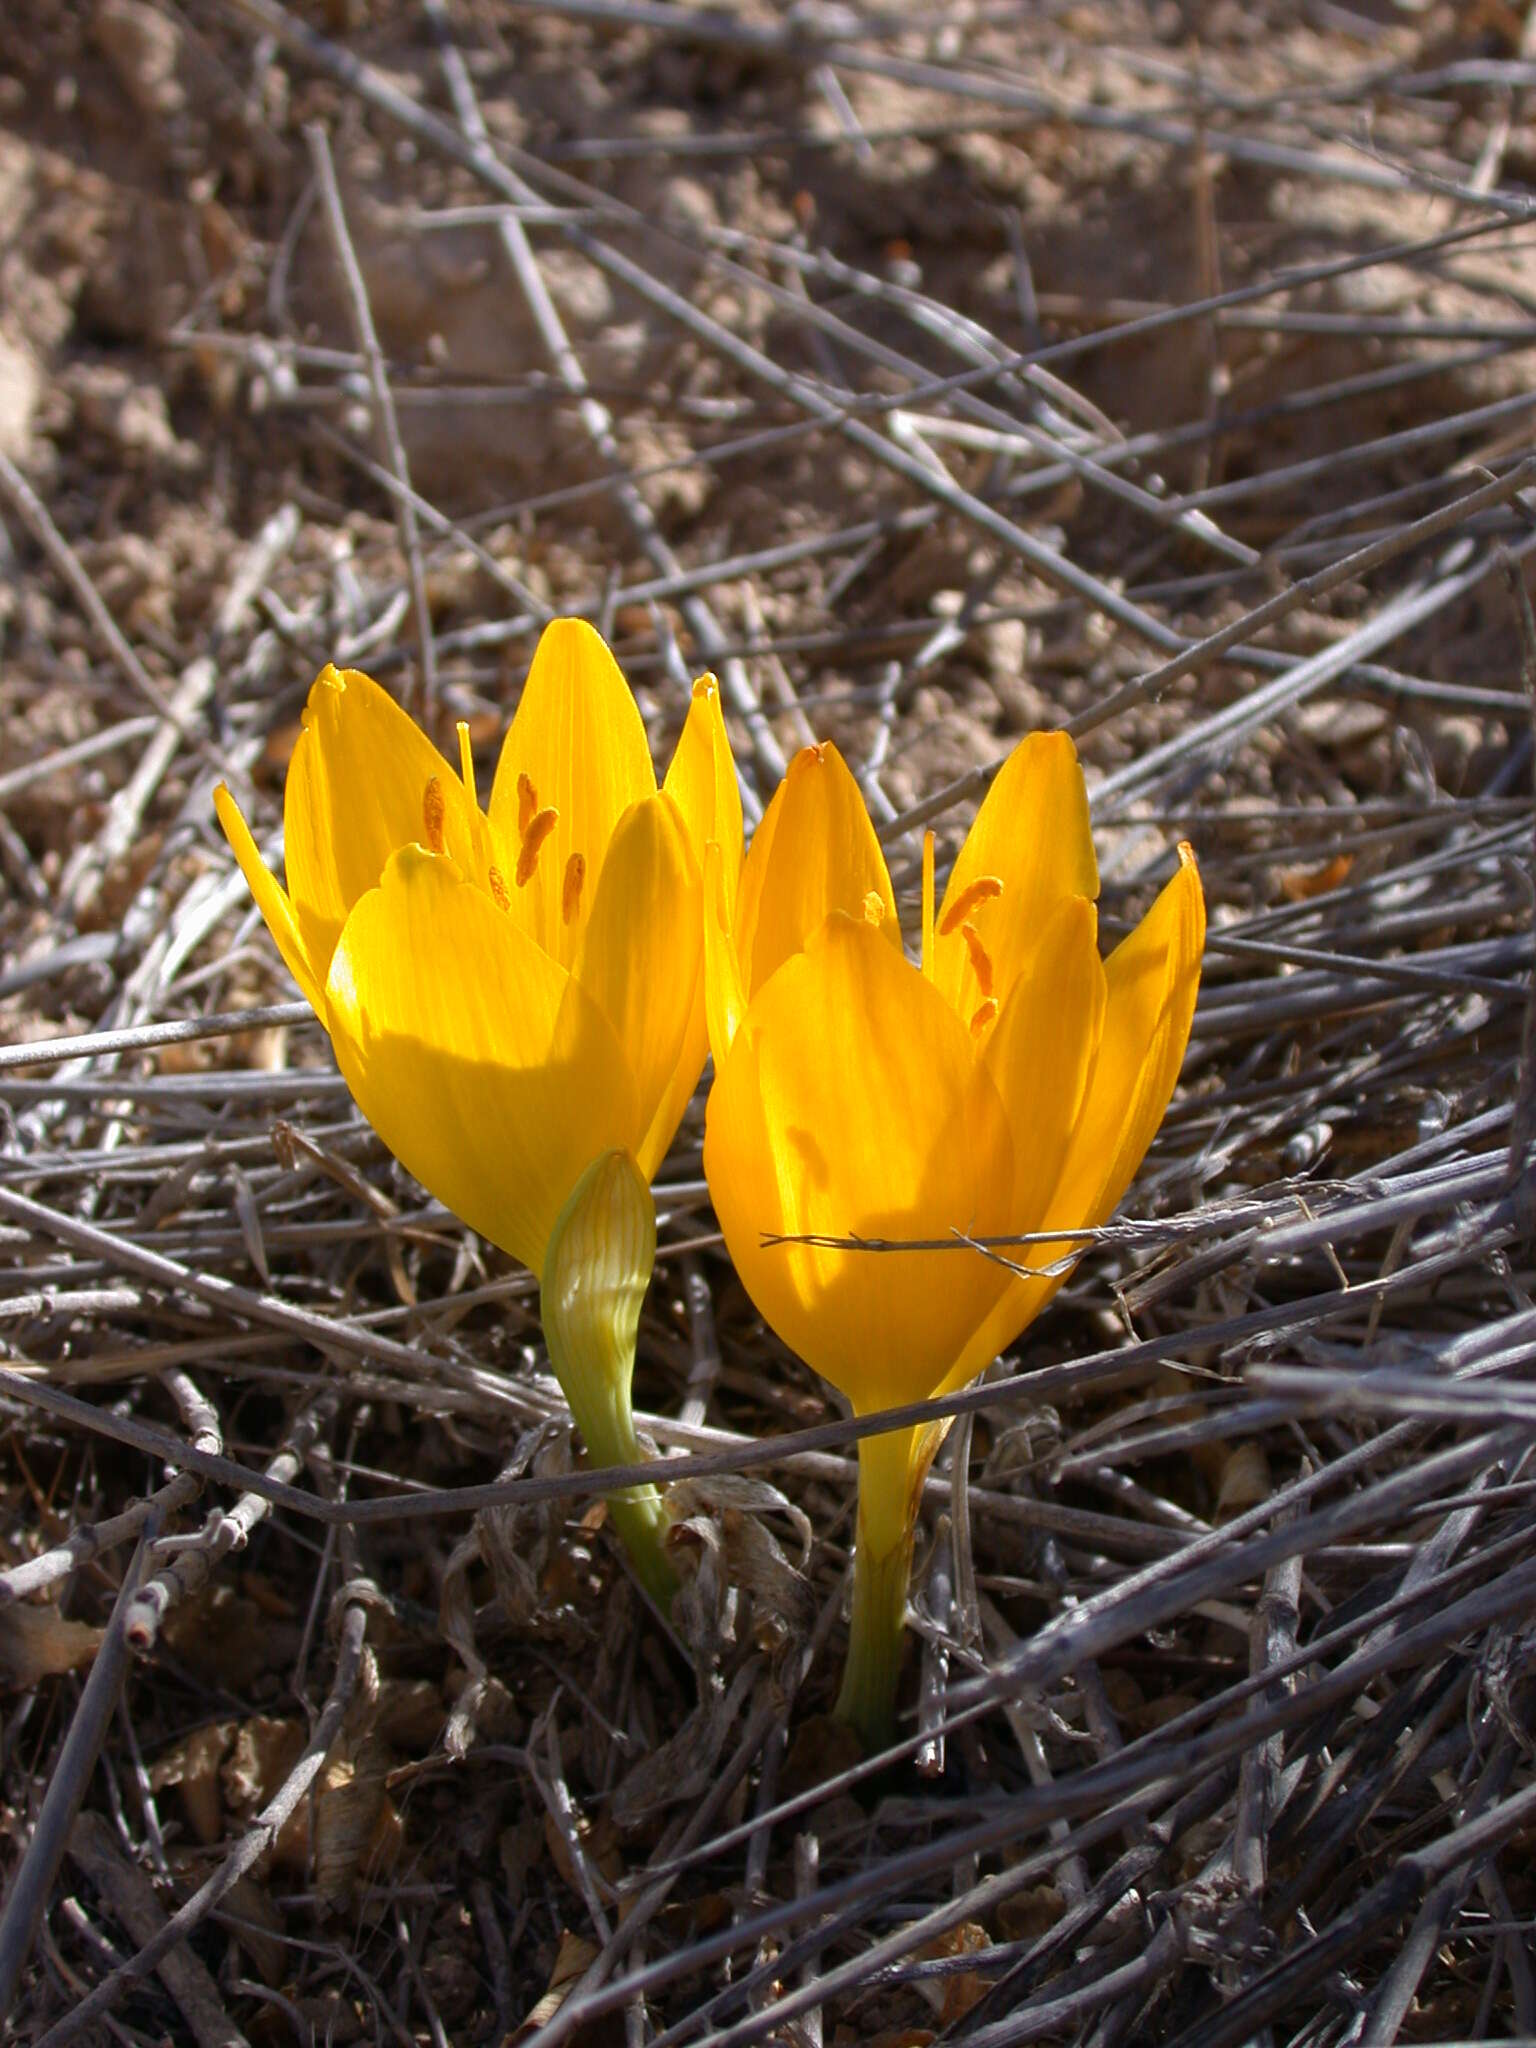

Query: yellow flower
[[701, 735, 1203, 1741], [216, 617, 741, 1277], [216, 619, 741, 1605]]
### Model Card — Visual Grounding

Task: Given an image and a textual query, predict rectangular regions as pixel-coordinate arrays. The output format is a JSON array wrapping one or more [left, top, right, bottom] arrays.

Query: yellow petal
[[936, 896, 1106, 1399], [703, 839, 748, 1069], [658, 674, 744, 1161], [950, 846, 1204, 1383], [704, 912, 1014, 1414], [283, 663, 478, 982], [488, 619, 657, 968], [933, 731, 1098, 1026], [663, 674, 743, 919], [574, 793, 703, 1179], [214, 784, 324, 1012], [983, 895, 1107, 1227], [1056, 843, 1205, 1228], [735, 744, 902, 998], [325, 845, 641, 1274]]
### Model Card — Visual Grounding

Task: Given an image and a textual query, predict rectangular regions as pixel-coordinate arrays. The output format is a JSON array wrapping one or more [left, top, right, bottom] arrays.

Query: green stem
[[834, 1423, 925, 1751], [834, 1522, 915, 1751], [541, 1151, 678, 1612]]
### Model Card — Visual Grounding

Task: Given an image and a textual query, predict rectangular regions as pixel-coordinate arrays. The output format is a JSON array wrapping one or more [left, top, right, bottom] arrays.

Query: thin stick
[[304, 124, 438, 713], [0, 1517, 159, 2016]]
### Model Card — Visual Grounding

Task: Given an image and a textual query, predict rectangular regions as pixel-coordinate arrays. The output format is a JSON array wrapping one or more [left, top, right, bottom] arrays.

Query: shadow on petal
[[705, 913, 1014, 1414], [326, 846, 642, 1275]]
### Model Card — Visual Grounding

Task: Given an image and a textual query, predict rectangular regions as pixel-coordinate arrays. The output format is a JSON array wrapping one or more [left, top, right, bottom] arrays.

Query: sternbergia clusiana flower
[[701, 735, 1203, 1744], [216, 618, 742, 1603]]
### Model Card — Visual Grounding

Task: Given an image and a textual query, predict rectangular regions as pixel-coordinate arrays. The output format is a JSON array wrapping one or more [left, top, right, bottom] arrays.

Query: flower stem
[[834, 1423, 925, 1751], [541, 1151, 678, 1612], [834, 1522, 915, 1751]]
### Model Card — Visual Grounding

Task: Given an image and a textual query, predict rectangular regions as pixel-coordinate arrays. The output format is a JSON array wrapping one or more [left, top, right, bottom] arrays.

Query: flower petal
[[704, 912, 1014, 1414], [488, 619, 657, 967], [936, 896, 1106, 1397], [1053, 843, 1205, 1229], [703, 839, 748, 1069], [214, 784, 324, 1011], [982, 895, 1107, 1230], [948, 845, 1204, 1384], [325, 845, 641, 1274], [663, 674, 743, 919], [933, 731, 1098, 1026], [282, 664, 478, 982], [574, 793, 704, 1179], [659, 673, 744, 1155], [735, 743, 902, 998]]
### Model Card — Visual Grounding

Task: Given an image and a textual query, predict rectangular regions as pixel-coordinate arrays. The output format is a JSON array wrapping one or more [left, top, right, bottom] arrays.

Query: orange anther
[[517, 771, 538, 836], [959, 921, 995, 1000], [862, 890, 886, 929], [422, 776, 446, 856], [515, 806, 558, 886], [939, 875, 1003, 937], [969, 998, 998, 1036], [562, 851, 586, 925], [487, 864, 510, 911]]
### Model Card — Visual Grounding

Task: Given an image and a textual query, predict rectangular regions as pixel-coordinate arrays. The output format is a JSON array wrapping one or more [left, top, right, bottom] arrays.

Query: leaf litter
[[2, 1, 1536, 2042]]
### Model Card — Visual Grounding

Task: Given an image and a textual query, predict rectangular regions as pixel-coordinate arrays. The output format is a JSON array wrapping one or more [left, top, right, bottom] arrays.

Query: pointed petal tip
[[214, 781, 324, 1013], [536, 615, 612, 663]]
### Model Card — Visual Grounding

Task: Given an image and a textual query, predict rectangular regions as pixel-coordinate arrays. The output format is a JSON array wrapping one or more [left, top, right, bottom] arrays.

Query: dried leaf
[[0, 1602, 104, 1690], [541, 1804, 622, 1899], [222, 1874, 288, 1987], [1216, 1442, 1271, 1519], [513, 1929, 599, 2043], [995, 1883, 1066, 1943], [1278, 852, 1353, 902], [912, 1923, 990, 2024], [149, 1718, 235, 1846]]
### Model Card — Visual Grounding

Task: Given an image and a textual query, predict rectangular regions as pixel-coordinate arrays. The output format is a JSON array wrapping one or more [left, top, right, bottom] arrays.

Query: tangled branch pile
[[2, 2, 1535, 2042]]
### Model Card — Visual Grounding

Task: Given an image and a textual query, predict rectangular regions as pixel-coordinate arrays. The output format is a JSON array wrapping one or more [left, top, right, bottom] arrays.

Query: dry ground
[[3, 1, 1536, 2043]]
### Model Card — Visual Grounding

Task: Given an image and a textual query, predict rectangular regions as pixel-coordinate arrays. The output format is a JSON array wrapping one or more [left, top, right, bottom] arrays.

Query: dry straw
[[2, 1, 1535, 2042]]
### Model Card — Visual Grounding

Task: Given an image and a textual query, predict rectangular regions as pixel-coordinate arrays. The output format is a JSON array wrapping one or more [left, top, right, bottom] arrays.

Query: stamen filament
[[921, 831, 935, 982], [456, 721, 476, 804]]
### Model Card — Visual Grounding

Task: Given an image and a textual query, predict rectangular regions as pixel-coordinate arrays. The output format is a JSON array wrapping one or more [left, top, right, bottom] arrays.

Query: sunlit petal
[[703, 839, 748, 1070], [932, 731, 1098, 1026], [734, 744, 901, 998], [951, 847, 1204, 1382], [939, 896, 1106, 1396], [214, 784, 324, 1011], [489, 619, 657, 966], [663, 674, 743, 920], [983, 895, 1107, 1224], [1055, 843, 1205, 1228], [704, 913, 1014, 1415], [574, 793, 703, 1179], [282, 664, 478, 981], [325, 845, 641, 1274]]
